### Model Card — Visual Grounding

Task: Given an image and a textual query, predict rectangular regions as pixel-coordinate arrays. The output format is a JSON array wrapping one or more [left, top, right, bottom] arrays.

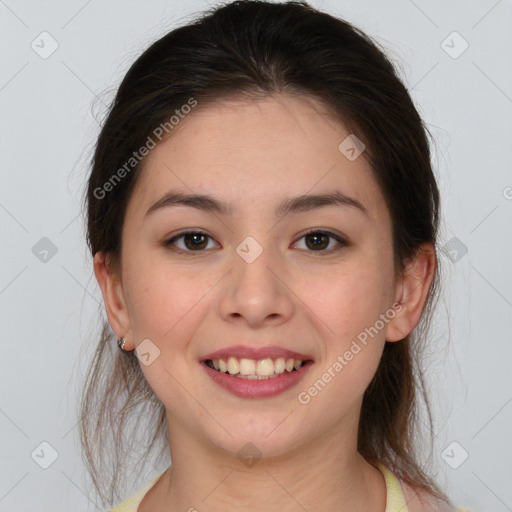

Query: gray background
[[1, 0, 511, 511]]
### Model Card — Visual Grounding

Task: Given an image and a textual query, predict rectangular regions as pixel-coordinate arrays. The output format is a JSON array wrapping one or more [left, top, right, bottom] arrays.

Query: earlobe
[[385, 243, 437, 343], [93, 252, 133, 349]]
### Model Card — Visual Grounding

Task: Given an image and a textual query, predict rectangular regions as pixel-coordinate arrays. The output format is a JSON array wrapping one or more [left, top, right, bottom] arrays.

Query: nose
[[217, 241, 295, 329]]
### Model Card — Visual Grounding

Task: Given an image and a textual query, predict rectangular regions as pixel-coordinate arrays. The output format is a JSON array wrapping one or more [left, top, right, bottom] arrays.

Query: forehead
[[127, 93, 387, 223]]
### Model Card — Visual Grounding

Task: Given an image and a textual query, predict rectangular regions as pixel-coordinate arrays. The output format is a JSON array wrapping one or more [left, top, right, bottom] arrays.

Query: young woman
[[79, 1, 473, 511]]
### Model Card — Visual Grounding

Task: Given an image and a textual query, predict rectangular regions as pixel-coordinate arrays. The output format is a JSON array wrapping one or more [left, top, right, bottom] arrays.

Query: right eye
[[163, 230, 219, 252]]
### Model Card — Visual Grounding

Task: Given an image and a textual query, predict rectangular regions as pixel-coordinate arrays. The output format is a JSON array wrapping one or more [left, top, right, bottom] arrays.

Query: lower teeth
[[234, 373, 281, 380]]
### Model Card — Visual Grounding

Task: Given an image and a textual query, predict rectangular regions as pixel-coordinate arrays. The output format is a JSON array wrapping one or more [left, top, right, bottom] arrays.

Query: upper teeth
[[209, 357, 304, 377]]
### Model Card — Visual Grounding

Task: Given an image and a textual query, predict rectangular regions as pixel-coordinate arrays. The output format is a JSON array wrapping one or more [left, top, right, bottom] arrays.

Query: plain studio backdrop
[[1, 1, 511, 511]]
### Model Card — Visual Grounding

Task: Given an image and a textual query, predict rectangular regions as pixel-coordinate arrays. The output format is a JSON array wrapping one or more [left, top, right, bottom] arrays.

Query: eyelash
[[162, 229, 348, 255]]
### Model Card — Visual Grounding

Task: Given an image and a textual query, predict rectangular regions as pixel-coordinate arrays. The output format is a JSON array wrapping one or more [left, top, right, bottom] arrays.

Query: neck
[[148, 413, 387, 512]]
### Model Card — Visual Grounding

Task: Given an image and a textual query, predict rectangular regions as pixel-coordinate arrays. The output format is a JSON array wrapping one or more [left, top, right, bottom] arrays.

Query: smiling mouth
[[203, 357, 311, 379]]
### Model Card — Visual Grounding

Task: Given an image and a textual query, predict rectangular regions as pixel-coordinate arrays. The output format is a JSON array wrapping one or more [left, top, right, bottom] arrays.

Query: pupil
[[186, 233, 206, 250], [306, 233, 328, 250]]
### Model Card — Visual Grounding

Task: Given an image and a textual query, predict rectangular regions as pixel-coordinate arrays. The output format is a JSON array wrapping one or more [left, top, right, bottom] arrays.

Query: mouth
[[200, 355, 314, 399]]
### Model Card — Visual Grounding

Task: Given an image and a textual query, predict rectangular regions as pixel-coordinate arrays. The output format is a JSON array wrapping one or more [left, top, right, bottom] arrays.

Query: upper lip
[[200, 345, 314, 362]]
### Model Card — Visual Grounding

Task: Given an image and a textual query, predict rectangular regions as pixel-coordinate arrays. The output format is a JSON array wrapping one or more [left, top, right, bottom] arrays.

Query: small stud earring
[[117, 336, 133, 352]]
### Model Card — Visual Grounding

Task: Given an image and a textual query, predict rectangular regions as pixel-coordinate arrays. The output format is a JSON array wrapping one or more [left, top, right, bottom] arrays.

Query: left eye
[[163, 230, 347, 253], [293, 230, 347, 252]]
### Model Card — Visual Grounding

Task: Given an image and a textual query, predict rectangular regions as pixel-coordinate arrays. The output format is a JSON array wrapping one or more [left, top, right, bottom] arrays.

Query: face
[[96, 93, 413, 459]]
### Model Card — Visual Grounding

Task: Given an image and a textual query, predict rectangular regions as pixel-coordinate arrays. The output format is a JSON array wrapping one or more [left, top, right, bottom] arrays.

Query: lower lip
[[201, 360, 314, 399]]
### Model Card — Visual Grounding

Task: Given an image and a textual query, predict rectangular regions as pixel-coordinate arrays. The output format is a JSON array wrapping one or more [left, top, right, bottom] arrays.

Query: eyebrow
[[144, 190, 368, 219]]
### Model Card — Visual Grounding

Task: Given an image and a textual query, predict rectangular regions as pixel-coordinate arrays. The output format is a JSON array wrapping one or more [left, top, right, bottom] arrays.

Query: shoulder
[[399, 478, 474, 512], [108, 470, 168, 512]]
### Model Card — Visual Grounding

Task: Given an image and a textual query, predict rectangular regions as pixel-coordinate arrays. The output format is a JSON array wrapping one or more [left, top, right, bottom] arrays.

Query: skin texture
[[94, 93, 436, 512]]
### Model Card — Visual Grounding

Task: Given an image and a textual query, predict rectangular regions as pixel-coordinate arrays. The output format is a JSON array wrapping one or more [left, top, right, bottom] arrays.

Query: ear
[[385, 242, 437, 342], [93, 251, 133, 350]]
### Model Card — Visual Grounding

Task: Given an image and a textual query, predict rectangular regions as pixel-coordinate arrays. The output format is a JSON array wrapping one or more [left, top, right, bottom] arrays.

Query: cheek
[[123, 259, 212, 406], [318, 263, 390, 339], [123, 251, 211, 345], [308, 261, 392, 395]]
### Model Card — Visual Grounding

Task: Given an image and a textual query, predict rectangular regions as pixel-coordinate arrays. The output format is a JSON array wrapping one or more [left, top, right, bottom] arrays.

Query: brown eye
[[163, 231, 218, 252], [293, 230, 347, 253]]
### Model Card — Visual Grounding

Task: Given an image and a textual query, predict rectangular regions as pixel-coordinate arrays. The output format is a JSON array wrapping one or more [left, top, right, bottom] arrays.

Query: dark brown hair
[[79, 0, 450, 507]]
